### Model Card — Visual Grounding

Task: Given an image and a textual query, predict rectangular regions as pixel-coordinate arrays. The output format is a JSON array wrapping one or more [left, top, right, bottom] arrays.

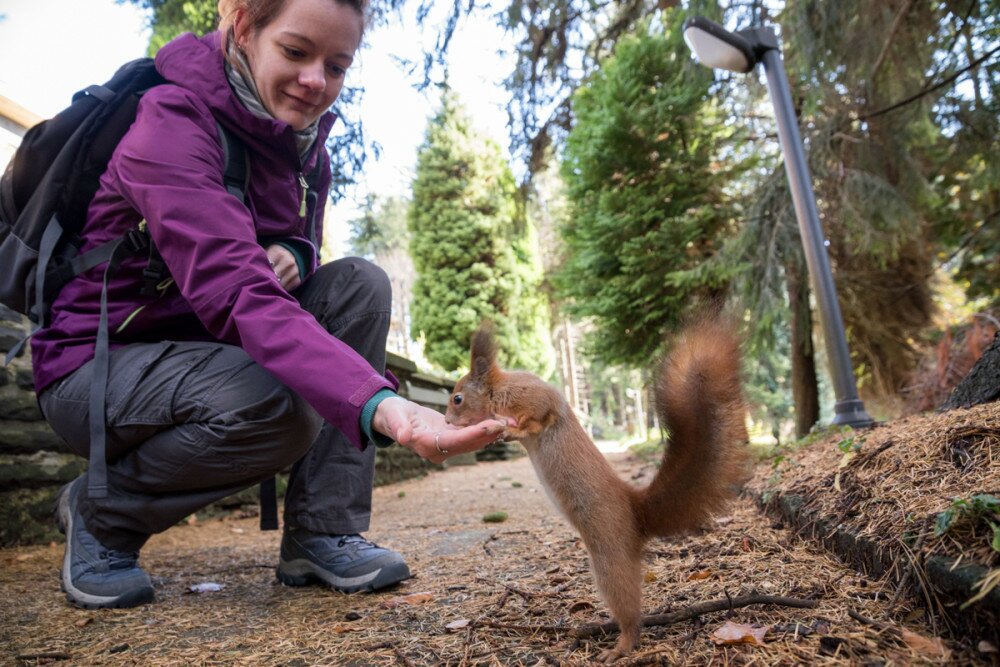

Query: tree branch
[[573, 593, 819, 638], [856, 44, 1000, 123], [868, 0, 914, 83]]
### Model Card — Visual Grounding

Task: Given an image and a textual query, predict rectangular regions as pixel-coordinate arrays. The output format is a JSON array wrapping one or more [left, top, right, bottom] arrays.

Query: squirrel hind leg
[[587, 543, 643, 663]]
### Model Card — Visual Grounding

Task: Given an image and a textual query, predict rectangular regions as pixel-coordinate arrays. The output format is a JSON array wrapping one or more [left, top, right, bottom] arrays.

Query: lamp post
[[683, 16, 873, 428]]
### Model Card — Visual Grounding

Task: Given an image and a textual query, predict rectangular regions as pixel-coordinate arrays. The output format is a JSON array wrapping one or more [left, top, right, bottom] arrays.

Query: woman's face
[[236, 0, 362, 131]]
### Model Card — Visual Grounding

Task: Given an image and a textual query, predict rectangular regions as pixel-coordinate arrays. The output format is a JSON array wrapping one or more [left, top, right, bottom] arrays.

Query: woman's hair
[[217, 0, 369, 52]]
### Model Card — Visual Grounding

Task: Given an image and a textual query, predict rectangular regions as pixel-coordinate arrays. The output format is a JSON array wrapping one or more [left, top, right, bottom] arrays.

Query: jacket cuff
[[274, 241, 309, 281], [360, 389, 397, 448]]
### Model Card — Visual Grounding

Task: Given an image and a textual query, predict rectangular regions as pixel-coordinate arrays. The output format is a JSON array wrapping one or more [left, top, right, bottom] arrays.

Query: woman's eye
[[327, 64, 346, 78], [453, 394, 463, 406], [282, 46, 305, 59]]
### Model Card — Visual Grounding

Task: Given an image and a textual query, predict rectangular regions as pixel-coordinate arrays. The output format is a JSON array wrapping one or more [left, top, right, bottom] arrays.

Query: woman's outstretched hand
[[372, 396, 506, 464]]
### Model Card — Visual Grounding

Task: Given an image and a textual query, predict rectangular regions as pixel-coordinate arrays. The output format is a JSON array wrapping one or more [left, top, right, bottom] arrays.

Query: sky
[[0, 0, 513, 253]]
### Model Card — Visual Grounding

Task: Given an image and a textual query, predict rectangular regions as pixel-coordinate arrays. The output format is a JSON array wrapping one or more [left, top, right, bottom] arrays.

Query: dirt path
[[1, 453, 982, 665]]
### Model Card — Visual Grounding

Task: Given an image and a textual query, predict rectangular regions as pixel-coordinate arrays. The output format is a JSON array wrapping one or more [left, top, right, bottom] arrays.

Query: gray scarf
[[224, 38, 319, 163]]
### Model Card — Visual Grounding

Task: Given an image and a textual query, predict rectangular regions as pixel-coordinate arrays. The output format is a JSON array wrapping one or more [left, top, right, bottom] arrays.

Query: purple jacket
[[32, 32, 396, 449]]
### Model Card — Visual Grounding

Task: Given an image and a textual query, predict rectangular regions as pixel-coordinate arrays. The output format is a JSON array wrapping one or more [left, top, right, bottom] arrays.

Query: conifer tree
[[409, 90, 553, 376], [557, 15, 744, 366]]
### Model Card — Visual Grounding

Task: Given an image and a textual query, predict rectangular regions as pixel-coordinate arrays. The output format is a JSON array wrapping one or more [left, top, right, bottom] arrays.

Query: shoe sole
[[56, 482, 155, 610], [276, 557, 411, 593]]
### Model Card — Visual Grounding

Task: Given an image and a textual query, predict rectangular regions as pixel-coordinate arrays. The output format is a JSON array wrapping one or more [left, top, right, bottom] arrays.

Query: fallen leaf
[[687, 570, 713, 581], [186, 515, 198, 525], [712, 621, 767, 645], [568, 601, 594, 613], [482, 512, 508, 523], [715, 516, 734, 526], [833, 472, 842, 492], [979, 640, 998, 654], [230, 528, 244, 534], [545, 565, 560, 574], [445, 619, 470, 632], [330, 624, 362, 633], [187, 582, 224, 594], [644, 571, 657, 583], [742, 537, 752, 552], [900, 628, 951, 661], [74, 618, 93, 628], [380, 592, 434, 609]]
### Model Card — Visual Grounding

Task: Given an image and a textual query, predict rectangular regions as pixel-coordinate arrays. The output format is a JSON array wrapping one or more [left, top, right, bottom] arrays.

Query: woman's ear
[[232, 8, 251, 50]]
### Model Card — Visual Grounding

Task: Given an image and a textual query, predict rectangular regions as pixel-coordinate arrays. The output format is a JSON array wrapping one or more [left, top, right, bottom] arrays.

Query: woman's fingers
[[264, 244, 301, 291]]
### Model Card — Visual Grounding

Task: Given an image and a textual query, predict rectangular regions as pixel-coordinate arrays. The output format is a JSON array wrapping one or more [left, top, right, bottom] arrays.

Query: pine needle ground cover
[[3, 406, 997, 665], [747, 401, 1000, 648]]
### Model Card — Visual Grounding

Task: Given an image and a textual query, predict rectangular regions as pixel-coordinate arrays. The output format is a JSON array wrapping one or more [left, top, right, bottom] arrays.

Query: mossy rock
[[0, 487, 62, 547], [0, 420, 64, 454], [0, 451, 85, 491]]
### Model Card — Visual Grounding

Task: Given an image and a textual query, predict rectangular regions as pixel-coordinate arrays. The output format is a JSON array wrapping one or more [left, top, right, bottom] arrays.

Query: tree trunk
[[786, 262, 820, 438]]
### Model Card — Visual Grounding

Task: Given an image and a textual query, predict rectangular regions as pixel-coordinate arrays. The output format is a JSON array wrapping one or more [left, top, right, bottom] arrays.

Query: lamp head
[[683, 16, 756, 73]]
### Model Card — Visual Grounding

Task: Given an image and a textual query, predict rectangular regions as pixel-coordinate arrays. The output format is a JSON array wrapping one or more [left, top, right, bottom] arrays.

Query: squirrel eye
[[453, 393, 463, 406]]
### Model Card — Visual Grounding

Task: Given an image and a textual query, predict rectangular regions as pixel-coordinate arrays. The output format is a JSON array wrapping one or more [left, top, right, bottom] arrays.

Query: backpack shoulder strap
[[216, 121, 250, 202]]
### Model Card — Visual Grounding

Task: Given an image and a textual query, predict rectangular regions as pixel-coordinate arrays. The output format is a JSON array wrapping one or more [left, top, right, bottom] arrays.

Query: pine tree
[[409, 89, 553, 375], [556, 15, 744, 367]]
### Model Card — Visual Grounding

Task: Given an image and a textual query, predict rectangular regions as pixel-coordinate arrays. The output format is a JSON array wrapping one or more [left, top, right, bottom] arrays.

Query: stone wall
[[0, 306, 519, 546]]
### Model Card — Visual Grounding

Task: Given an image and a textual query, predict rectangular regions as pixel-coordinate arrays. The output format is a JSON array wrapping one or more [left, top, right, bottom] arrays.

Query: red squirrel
[[445, 318, 748, 662]]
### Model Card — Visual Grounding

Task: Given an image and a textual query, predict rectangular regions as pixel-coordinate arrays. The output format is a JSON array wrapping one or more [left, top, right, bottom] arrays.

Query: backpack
[[0, 57, 250, 361]]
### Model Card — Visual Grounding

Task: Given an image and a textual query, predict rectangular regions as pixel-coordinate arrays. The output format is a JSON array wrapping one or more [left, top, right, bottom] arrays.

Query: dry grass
[[3, 408, 998, 665]]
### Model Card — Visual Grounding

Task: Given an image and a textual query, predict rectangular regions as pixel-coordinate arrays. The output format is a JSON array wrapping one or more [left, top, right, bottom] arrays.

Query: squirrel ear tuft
[[470, 322, 498, 381]]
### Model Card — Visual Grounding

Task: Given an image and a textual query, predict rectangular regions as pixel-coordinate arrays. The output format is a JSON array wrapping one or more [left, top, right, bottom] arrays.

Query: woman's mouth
[[284, 93, 317, 111]]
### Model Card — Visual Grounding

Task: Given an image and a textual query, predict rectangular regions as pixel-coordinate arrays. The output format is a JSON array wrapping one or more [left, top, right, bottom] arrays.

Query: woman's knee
[[309, 257, 392, 309], [201, 357, 321, 470]]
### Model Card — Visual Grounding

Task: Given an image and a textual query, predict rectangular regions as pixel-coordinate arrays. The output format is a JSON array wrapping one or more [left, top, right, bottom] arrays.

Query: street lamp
[[683, 16, 873, 429]]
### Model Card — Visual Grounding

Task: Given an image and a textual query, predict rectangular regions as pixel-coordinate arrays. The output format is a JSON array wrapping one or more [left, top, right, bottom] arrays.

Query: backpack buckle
[[140, 257, 167, 297], [122, 228, 150, 254]]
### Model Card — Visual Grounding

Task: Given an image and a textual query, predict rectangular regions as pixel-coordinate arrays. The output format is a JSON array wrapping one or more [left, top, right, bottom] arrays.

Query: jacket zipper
[[298, 173, 309, 218]]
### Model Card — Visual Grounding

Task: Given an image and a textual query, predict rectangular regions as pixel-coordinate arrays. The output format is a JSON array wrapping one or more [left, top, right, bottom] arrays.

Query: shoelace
[[336, 534, 378, 550], [103, 550, 140, 570]]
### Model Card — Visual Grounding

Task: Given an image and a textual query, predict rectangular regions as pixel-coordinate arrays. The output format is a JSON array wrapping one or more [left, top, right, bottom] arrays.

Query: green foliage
[[482, 511, 509, 523], [557, 15, 744, 366], [769, 0, 999, 394], [349, 194, 410, 259], [122, 0, 217, 55], [409, 90, 554, 375], [835, 434, 864, 454], [934, 494, 1000, 552]]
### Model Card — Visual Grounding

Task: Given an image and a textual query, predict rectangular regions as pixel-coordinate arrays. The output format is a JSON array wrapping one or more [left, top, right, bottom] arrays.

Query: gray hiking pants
[[39, 258, 391, 552]]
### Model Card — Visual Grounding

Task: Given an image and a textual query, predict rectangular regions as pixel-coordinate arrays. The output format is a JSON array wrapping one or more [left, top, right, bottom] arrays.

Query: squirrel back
[[636, 316, 748, 537]]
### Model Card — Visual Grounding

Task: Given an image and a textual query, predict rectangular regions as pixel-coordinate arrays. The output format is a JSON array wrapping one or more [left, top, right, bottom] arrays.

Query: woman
[[33, 0, 506, 609]]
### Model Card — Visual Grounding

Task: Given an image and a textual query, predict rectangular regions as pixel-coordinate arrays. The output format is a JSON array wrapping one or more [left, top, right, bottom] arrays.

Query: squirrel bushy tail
[[636, 316, 748, 538]]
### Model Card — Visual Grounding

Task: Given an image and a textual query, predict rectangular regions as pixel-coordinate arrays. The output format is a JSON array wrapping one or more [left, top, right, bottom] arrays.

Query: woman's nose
[[299, 62, 325, 91]]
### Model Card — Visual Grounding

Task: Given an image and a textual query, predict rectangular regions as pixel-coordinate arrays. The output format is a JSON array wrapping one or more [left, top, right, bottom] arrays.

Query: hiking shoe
[[55, 477, 154, 609], [276, 529, 411, 593]]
